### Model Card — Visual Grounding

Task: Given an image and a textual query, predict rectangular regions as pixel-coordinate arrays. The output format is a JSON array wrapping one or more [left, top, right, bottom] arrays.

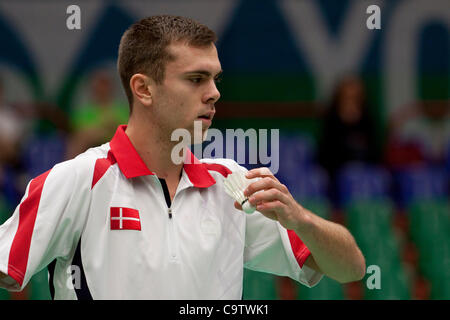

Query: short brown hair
[[117, 15, 217, 111]]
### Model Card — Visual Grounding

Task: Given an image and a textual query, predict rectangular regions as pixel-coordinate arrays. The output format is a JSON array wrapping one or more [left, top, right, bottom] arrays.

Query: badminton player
[[0, 15, 365, 299]]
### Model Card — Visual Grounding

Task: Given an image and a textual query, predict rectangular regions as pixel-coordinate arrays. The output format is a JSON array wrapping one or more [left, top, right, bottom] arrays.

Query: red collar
[[109, 125, 216, 188]]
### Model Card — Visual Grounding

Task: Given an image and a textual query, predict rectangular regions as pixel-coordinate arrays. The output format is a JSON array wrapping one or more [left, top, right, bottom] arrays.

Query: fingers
[[243, 167, 290, 209], [235, 199, 277, 220], [245, 167, 280, 182], [244, 176, 288, 198], [256, 200, 286, 212], [248, 187, 291, 208], [230, 168, 293, 219]]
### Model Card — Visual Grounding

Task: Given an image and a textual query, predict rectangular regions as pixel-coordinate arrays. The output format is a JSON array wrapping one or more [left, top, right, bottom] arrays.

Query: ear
[[129, 73, 154, 107]]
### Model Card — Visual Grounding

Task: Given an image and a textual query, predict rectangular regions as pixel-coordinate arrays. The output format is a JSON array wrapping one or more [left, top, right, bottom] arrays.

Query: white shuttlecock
[[223, 171, 256, 214]]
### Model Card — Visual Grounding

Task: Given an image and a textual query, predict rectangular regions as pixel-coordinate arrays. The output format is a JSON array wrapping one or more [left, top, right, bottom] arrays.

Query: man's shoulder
[[46, 143, 111, 181], [199, 157, 247, 174]]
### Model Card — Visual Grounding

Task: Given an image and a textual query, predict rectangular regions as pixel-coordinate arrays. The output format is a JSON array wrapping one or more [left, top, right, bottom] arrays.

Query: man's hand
[[234, 167, 311, 231], [235, 167, 366, 283]]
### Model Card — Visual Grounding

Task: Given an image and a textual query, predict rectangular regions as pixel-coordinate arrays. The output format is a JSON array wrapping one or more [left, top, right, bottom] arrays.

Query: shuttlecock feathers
[[223, 171, 256, 214]]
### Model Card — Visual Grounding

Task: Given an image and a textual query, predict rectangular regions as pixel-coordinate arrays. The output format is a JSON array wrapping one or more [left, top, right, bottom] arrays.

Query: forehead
[[165, 42, 221, 75]]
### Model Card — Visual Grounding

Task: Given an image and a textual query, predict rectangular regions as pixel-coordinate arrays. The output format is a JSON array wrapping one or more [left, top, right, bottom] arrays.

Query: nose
[[203, 79, 221, 105]]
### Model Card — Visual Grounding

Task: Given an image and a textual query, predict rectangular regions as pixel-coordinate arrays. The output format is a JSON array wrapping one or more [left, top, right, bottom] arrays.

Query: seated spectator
[[67, 69, 128, 158], [318, 75, 379, 183], [0, 78, 32, 208], [20, 102, 70, 178], [0, 79, 30, 167], [386, 100, 450, 167]]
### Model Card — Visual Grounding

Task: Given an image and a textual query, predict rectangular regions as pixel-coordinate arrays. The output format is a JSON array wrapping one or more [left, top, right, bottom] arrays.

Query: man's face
[[150, 42, 222, 142]]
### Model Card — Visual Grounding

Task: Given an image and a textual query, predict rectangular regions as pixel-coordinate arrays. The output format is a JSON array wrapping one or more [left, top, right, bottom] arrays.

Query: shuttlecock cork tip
[[241, 199, 256, 214]]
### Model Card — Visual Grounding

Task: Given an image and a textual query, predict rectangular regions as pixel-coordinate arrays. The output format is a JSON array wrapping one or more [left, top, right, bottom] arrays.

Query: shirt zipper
[[158, 178, 178, 262], [167, 207, 178, 261]]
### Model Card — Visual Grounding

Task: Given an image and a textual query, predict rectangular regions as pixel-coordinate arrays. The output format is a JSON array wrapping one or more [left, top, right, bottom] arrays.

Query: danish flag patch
[[110, 207, 141, 231]]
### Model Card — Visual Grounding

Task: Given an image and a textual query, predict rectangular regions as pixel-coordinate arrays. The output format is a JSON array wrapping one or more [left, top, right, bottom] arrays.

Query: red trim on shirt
[[109, 125, 153, 179], [287, 230, 311, 268], [203, 163, 232, 177], [109, 125, 217, 188], [92, 150, 117, 189], [8, 170, 51, 286], [183, 149, 216, 188]]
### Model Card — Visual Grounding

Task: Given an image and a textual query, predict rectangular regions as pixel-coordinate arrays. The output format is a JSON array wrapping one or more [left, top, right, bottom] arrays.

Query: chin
[[191, 128, 208, 145], [187, 120, 210, 144]]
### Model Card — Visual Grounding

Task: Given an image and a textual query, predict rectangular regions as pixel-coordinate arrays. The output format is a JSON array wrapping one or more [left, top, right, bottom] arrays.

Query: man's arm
[[0, 158, 92, 292], [297, 208, 366, 283], [239, 168, 366, 284]]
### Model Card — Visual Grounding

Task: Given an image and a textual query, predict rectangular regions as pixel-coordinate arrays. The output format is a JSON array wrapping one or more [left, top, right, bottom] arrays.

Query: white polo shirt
[[0, 125, 322, 299]]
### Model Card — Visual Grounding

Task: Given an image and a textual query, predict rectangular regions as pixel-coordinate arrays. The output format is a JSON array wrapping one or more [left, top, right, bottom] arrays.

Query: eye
[[189, 77, 203, 84], [214, 75, 222, 84]]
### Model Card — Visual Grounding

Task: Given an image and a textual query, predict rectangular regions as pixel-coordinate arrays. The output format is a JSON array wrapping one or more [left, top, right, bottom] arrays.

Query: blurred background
[[0, 0, 448, 300]]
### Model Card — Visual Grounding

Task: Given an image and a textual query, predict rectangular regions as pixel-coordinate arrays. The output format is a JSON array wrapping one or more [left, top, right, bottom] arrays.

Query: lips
[[197, 111, 215, 121]]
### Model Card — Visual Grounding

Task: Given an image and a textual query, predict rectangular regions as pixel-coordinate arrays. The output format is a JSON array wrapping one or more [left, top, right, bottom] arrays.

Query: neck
[[125, 117, 184, 183]]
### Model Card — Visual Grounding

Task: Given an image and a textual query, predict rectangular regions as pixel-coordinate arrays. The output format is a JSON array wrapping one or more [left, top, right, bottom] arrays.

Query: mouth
[[197, 111, 215, 123]]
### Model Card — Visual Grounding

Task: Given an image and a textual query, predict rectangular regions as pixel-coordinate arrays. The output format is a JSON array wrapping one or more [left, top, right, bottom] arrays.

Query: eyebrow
[[184, 70, 223, 78]]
